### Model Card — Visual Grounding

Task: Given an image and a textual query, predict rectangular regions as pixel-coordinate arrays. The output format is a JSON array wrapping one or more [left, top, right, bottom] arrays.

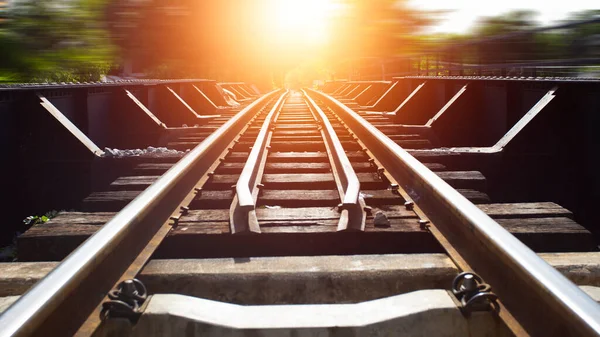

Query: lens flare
[[265, 0, 344, 45]]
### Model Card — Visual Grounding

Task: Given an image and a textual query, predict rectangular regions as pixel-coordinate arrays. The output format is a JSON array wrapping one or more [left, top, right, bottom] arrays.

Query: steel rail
[[306, 88, 600, 337], [303, 90, 366, 231], [0, 90, 281, 337], [230, 91, 288, 234]]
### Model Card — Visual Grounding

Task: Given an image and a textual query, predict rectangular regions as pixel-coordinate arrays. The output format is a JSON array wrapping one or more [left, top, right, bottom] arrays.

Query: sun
[[265, 0, 343, 45]]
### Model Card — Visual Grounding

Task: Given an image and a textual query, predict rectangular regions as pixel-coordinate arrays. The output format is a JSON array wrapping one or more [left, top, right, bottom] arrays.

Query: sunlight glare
[[267, 0, 342, 45]]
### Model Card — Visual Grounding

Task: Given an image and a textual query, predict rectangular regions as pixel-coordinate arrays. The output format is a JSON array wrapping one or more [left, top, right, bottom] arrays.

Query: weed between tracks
[[0, 210, 64, 262]]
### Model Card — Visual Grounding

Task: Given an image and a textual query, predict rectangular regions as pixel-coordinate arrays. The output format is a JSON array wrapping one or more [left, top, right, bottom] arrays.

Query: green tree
[[0, 0, 115, 82], [321, 0, 439, 80], [563, 10, 600, 58]]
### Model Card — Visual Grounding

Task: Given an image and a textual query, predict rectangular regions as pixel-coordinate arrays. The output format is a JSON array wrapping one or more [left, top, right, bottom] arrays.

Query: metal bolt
[[121, 280, 137, 296], [404, 201, 414, 210], [418, 219, 430, 230], [461, 274, 478, 293]]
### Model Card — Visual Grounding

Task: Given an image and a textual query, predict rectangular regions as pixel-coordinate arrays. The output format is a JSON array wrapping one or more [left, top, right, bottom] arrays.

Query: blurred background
[[0, 0, 598, 89]]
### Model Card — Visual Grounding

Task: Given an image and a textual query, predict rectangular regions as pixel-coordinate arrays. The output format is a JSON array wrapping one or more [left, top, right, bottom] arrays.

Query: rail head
[[306, 88, 600, 336], [0, 90, 281, 337], [230, 91, 288, 234], [235, 91, 289, 208], [303, 90, 365, 231]]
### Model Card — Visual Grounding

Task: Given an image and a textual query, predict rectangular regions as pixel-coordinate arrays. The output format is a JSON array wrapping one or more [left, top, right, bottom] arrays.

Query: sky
[[408, 0, 599, 33]]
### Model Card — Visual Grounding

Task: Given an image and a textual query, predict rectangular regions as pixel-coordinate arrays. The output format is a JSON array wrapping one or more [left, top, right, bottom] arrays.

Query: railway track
[[0, 80, 599, 336]]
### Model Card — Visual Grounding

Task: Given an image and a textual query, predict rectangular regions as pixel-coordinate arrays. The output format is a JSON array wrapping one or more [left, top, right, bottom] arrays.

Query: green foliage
[[23, 209, 61, 227], [0, 210, 63, 262], [473, 10, 540, 37], [105, 0, 438, 87], [324, 0, 439, 62], [0, 0, 116, 83], [22, 215, 48, 226], [425, 9, 600, 76]]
